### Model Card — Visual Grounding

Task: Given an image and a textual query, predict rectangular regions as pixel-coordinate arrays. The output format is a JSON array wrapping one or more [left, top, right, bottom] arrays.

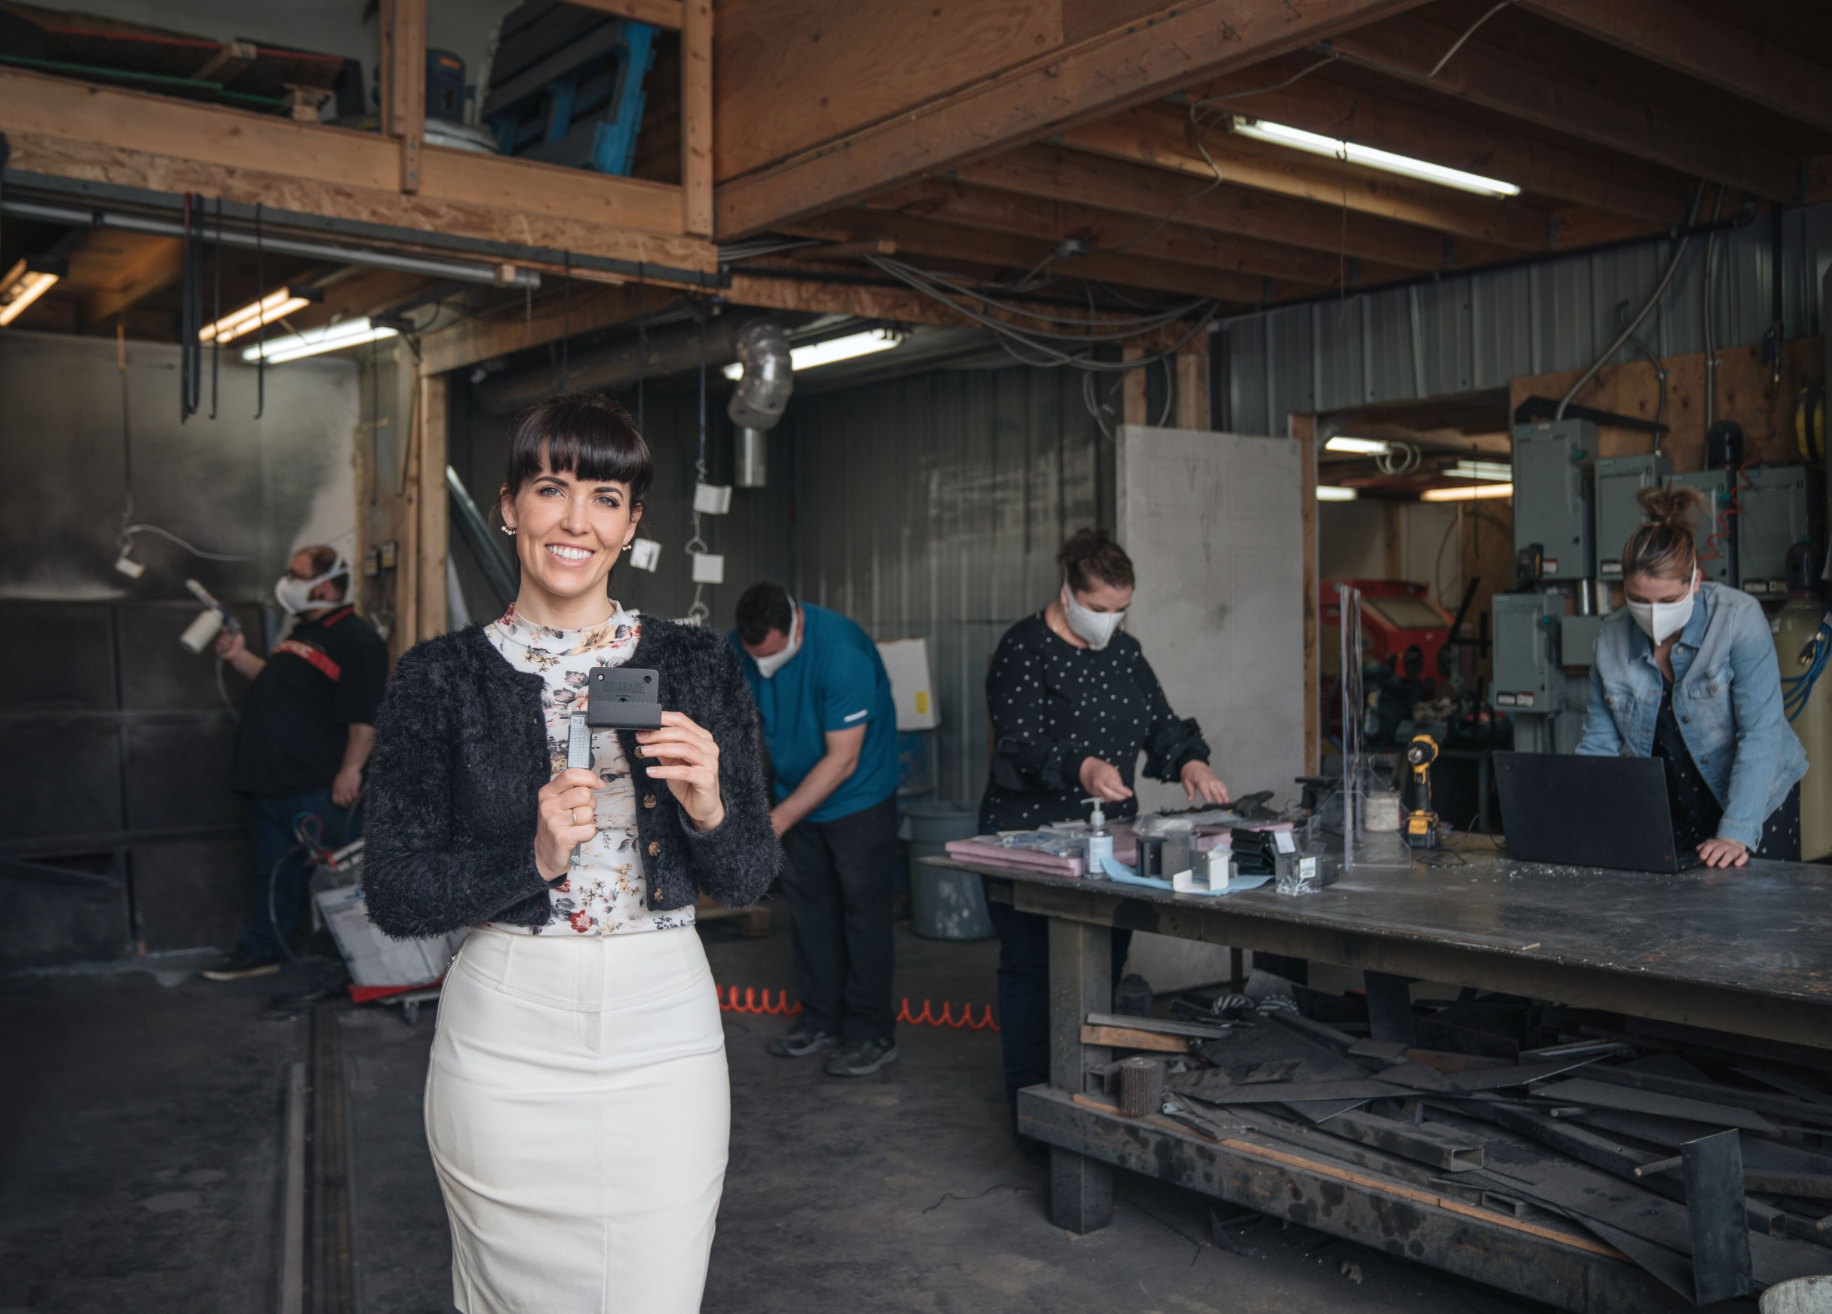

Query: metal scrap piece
[[1684, 1130, 1756, 1304], [1531, 1078, 1780, 1135]]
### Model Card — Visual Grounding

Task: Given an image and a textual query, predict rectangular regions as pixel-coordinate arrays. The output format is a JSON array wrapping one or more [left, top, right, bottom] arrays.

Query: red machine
[[1322, 579, 1456, 683]]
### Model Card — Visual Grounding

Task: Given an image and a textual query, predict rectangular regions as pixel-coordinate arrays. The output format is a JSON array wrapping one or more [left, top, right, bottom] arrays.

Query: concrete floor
[[1, 916, 1549, 1314]]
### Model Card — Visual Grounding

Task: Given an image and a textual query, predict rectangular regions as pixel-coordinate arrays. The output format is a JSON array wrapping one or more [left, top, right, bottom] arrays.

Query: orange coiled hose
[[714, 984, 998, 1030]]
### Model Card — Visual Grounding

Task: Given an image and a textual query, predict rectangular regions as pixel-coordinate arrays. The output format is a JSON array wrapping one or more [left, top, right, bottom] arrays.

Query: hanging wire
[[1426, 0, 1515, 78], [561, 249, 571, 391], [209, 196, 221, 420], [684, 313, 711, 626], [254, 202, 266, 419]]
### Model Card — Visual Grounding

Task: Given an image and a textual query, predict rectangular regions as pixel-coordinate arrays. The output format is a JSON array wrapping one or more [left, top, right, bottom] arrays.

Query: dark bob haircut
[[504, 392, 653, 504]]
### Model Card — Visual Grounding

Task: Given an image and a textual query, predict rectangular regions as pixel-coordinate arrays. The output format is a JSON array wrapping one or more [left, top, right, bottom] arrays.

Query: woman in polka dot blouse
[[977, 527, 1229, 1138]]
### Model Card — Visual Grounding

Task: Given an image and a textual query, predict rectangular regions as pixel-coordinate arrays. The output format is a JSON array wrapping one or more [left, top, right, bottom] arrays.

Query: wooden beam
[[1184, 65, 1689, 223], [389, 0, 427, 194], [1057, 108, 1548, 251], [567, 0, 685, 28], [420, 282, 678, 375], [680, 0, 713, 236], [865, 178, 1377, 288], [417, 371, 448, 639], [1176, 332, 1207, 430], [1328, 14, 1799, 201], [190, 39, 256, 83], [1516, 0, 1832, 138], [1122, 345, 1149, 426], [726, 265, 1157, 336], [956, 143, 1450, 271], [714, 0, 1434, 239], [71, 231, 184, 328]]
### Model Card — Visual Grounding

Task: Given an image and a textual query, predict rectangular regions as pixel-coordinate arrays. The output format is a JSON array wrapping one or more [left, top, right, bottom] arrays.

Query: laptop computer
[[1493, 751, 1701, 873]]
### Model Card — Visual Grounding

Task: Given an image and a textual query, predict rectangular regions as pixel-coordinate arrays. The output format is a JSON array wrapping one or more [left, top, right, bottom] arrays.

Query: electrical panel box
[[1513, 421, 1594, 580], [1490, 591, 1562, 712], [1666, 469, 1737, 586], [1559, 613, 1605, 668], [1593, 454, 1670, 578], [1738, 465, 1810, 596]]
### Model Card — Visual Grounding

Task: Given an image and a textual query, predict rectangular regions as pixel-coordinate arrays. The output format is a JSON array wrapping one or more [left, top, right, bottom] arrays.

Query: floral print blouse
[[483, 604, 695, 936]]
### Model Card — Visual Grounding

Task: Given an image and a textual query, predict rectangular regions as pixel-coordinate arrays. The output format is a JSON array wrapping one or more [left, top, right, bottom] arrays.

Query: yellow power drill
[[1404, 733, 1440, 850]]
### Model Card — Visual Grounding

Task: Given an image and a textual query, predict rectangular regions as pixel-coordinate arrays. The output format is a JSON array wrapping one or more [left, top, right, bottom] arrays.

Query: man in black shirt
[[202, 546, 389, 980]]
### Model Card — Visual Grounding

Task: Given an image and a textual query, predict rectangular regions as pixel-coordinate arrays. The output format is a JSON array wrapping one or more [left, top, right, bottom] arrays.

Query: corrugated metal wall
[[790, 367, 1111, 805], [1219, 203, 1832, 435]]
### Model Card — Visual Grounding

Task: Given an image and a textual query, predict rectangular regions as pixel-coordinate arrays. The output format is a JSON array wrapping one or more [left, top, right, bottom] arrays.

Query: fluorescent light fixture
[[1446, 460, 1514, 482], [200, 285, 322, 344], [1324, 436, 1391, 456], [1232, 117, 1522, 198], [1315, 486, 1359, 502], [240, 318, 398, 364], [1422, 483, 1514, 503], [721, 328, 902, 380], [0, 254, 67, 326]]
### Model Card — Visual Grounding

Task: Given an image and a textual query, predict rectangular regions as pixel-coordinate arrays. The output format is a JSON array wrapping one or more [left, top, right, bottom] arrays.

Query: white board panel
[[1116, 425, 1306, 814]]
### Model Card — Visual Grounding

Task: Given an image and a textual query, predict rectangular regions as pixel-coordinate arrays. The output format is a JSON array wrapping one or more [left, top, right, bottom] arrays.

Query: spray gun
[[179, 578, 241, 653]]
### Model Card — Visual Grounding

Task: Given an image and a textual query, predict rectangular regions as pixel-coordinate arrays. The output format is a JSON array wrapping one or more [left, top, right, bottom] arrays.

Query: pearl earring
[[501, 523, 516, 536]]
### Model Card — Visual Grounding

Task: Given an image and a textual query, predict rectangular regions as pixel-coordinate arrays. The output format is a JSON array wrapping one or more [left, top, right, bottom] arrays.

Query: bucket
[[1764, 1277, 1832, 1314], [904, 802, 994, 941]]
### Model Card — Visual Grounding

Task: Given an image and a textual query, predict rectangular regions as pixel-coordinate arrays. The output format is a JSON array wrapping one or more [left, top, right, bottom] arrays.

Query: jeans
[[984, 891, 1131, 1117], [779, 794, 898, 1044], [238, 788, 361, 959]]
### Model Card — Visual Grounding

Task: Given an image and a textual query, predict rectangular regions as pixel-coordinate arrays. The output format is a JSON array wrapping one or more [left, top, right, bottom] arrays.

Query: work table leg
[[1048, 914, 1112, 1233]]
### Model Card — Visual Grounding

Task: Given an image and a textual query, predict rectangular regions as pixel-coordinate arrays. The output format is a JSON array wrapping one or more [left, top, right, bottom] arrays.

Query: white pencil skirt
[[425, 924, 730, 1314]]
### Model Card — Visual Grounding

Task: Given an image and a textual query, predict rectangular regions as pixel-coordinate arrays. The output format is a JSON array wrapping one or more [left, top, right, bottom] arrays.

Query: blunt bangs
[[505, 392, 653, 503]]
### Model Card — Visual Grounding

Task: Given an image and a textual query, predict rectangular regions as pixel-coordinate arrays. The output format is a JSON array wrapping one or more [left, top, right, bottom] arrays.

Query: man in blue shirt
[[731, 581, 900, 1076]]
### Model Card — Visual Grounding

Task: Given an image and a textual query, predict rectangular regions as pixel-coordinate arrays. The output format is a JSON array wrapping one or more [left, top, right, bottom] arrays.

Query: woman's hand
[[536, 768, 607, 880], [1079, 756, 1133, 803], [1180, 760, 1231, 805], [639, 712, 725, 832], [1697, 836, 1750, 869]]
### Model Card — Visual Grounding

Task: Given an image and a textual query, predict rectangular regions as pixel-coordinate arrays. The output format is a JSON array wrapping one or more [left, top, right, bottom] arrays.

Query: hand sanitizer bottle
[[1083, 797, 1112, 877]]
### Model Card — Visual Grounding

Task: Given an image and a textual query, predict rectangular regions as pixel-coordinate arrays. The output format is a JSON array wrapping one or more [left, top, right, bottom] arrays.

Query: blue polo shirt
[[729, 603, 899, 823]]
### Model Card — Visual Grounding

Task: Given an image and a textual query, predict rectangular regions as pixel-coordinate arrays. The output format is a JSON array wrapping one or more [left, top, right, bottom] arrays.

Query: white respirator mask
[[275, 554, 349, 615], [1062, 580, 1126, 651], [1625, 569, 1699, 645], [754, 601, 802, 679]]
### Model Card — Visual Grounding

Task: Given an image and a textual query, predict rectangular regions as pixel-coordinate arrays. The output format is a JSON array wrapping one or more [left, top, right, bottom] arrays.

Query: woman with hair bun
[[1576, 484, 1807, 867], [978, 527, 1228, 1138]]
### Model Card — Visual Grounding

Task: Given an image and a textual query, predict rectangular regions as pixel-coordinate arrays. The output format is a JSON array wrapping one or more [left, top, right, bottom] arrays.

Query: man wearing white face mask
[[202, 546, 389, 980], [731, 581, 901, 1075], [1576, 487, 1806, 868]]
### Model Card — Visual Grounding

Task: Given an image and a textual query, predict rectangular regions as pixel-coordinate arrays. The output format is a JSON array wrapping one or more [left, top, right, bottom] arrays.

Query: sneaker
[[825, 1037, 899, 1077], [200, 948, 281, 981], [768, 1027, 842, 1058]]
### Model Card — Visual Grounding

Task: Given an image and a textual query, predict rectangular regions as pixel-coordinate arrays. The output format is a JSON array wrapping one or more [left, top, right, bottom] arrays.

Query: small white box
[[692, 482, 732, 515], [690, 551, 725, 584], [628, 538, 661, 572], [875, 637, 939, 730]]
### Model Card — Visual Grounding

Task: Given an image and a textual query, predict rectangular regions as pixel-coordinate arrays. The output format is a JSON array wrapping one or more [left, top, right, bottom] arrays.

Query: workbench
[[926, 848, 1832, 1313]]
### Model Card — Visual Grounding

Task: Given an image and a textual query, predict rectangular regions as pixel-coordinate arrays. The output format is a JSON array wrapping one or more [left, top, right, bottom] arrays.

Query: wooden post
[[1122, 344, 1148, 427], [384, 0, 425, 194], [1049, 916, 1112, 1233], [1176, 331, 1208, 430], [681, 0, 713, 237], [417, 371, 448, 639], [396, 374, 421, 652], [1291, 412, 1320, 773]]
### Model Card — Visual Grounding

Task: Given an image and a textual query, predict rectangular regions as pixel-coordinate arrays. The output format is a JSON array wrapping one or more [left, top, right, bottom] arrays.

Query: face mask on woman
[[1626, 569, 1699, 644], [275, 554, 349, 615], [754, 601, 802, 678], [1062, 580, 1125, 651]]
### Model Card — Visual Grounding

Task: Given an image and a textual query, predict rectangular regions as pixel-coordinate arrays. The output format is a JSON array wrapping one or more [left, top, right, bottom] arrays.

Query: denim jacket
[[1575, 582, 1807, 849]]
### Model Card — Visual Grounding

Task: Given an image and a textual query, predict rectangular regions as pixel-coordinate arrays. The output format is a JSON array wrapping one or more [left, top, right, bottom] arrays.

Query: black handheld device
[[586, 666, 663, 729]]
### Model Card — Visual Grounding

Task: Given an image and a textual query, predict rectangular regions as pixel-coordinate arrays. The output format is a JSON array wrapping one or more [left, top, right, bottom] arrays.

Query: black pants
[[985, 893, 1131, 1116], [780, 794, 898, 1044], [1756, 781, 1803, 862]]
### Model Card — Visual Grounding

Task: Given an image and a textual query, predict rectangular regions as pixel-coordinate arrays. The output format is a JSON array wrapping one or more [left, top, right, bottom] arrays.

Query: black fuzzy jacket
[[363, 619, 780, 940]]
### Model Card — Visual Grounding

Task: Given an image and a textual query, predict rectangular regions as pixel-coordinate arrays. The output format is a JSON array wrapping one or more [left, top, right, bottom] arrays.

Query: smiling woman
[[360, 392, 779, 1314]]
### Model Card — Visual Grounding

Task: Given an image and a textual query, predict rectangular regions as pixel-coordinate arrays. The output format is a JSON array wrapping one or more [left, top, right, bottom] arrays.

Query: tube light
[[1232, 118, 1522, 198], [721, 328, 902, 380], [1315, 486, 1359, 502], [1422, 483, 1514, 502], [0, 254, 67, 326], [200, 285, 322, 344], [1324, 436, 1391, 456], [1446, 460, 1514, 481], [240, 318, 399, 364]]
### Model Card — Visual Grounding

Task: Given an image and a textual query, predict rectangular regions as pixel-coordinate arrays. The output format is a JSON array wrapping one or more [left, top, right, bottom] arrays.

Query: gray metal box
[[1490, 591, 1562, 712], [1594, 454, 1670, 578], [1558, 613, 1605, 668], [1737, 465, 1810, 596], [1666, 469, 1737, 586], [1513, 421, 1594, 580]]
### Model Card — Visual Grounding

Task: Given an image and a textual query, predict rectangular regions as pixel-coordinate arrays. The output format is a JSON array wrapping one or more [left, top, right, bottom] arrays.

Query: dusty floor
[[1, 915, 1549, 1314]]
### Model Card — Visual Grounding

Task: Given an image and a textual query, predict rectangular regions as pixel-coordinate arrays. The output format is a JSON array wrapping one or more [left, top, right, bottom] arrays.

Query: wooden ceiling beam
[[1327, 14, 1799, 200], [419, 282, 680, 376], [1184, 65, 1689, 223], [1515, 0, 1832, 138], [713, 0, 1434, 239], [71, 231, 185, 329], [1057, 108, 1548, 250]]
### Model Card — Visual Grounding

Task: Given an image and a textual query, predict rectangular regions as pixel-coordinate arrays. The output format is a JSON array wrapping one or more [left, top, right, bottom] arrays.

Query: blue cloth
[[731, 603, 899, 823], [1096, 855, 1273, 894], [1575, 582, 1807, 849], [238, 787, 361, 959]]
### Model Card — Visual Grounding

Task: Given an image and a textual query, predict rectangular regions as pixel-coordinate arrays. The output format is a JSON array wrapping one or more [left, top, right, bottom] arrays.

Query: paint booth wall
[[0, 330, 359, 968]]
